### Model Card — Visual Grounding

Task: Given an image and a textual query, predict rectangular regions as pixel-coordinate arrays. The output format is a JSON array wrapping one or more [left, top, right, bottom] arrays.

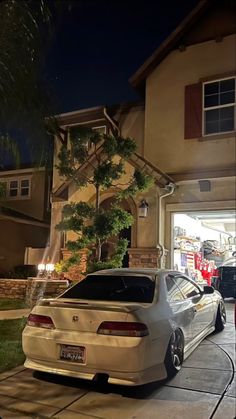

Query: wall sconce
[[138, 199, 149, 218]]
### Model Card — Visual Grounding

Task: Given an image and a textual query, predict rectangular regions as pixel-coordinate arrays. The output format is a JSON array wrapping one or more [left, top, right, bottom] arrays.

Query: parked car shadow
[[33, 370, 167, 399]]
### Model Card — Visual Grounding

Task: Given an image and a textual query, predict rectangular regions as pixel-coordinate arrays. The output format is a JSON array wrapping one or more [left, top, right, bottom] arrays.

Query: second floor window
[[5, 178, 31, 199], [203, 77, 235, 135]]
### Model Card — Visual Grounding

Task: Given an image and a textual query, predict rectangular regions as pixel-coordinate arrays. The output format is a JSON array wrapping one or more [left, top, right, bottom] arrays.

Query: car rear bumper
[[22, 325, 169, 385], [24, 357, 167, 386]]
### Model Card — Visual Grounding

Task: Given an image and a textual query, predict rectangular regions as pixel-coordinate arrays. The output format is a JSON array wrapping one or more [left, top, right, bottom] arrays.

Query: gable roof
[[130, 0, 236, 92], [52, 143, 174, 201]]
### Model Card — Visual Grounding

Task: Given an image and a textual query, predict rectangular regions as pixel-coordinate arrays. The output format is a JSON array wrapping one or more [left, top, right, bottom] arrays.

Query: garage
[[172, 210, 236, 285]]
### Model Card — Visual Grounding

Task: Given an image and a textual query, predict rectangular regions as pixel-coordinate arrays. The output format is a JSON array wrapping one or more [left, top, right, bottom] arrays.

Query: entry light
[[138, 199, 149, 218]]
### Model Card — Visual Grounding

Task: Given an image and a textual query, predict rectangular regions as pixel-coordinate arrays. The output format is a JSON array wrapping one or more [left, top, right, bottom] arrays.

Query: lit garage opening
[[172, 210, 236, 285]]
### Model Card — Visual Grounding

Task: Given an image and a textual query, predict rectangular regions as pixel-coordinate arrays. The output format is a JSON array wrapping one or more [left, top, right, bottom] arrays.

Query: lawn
[[0, 318, 26, 373], [0, 298, 28, 310]]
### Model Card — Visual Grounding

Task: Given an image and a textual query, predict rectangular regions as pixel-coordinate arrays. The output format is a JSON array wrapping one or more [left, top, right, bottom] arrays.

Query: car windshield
[[60, 274, 156, 303]]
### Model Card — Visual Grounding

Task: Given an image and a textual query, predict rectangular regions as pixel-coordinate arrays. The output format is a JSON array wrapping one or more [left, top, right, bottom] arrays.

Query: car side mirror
[[203, 285, 215, 294]]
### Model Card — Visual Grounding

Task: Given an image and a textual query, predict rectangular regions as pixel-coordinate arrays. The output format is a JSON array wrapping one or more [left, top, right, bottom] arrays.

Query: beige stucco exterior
[[0, 168, 50, 273], [144, 34, 236, 174]]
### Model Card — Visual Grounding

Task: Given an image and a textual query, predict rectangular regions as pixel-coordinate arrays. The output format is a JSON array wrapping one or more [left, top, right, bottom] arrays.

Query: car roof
[[88, 268, 173, 278]]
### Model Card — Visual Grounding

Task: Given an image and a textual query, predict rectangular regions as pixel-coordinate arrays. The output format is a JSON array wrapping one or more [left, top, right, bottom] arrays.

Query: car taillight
[[27, 314, 55, 329], [97, 321, 149, 337]]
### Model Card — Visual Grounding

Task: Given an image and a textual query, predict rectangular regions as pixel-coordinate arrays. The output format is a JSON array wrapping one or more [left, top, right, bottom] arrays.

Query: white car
[[22, 268, 226, 386]]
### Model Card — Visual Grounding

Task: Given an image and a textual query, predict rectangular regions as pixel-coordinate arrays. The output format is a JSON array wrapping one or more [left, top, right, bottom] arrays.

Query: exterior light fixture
[[38, 263, 45, 272], [37, 262, 55, 279], [46, 263, 55, 273], [138, 199, 149, 218]]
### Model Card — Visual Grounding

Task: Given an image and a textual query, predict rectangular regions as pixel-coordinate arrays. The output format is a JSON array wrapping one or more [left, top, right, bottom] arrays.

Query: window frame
[[202, 76, 236, 137], [173, 275, 202, 300], [0, 176, 31, 200], [165, 275, 186, 302]]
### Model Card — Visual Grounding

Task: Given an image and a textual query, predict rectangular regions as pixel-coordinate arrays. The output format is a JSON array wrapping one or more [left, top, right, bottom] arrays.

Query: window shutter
[[184, 83, 202, 139]]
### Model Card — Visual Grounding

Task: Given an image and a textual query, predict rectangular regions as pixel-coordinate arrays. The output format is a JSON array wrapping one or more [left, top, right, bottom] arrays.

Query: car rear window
[[60, 275, 155, 303]]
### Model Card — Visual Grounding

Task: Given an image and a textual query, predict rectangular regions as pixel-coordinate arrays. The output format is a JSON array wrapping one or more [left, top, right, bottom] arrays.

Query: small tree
[[56, 126, 153, 274]]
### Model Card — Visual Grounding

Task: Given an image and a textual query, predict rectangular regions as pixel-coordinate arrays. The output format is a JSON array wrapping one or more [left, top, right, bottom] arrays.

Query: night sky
[[46, 0, 199, 113]]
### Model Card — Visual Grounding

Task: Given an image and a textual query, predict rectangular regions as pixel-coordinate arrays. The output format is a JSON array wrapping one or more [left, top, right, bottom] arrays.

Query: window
[[184, 77, 236, 139], [166, 275, 185, 302], [9, 180, 18, 197], [0, 177, 31, 199], [174, 276, 201, 299], [61, 274, 155, 303], [203, 77, 235, 135]]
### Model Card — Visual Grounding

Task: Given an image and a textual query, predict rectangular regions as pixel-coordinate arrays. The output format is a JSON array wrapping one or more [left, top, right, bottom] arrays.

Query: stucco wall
[[1, 169, 47, 221], [145, 34, 236, 174], [0, 220, 49, 273]]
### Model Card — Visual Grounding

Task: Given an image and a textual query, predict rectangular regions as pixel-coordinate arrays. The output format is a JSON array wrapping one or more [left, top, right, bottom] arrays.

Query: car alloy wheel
[[215, 301, 226, 332], [164, 329, 184, 378], [170, 331, 183, 370], [219, 301, 226, 324]]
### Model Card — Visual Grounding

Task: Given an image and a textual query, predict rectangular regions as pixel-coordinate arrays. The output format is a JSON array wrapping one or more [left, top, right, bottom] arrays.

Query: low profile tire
[[215, 301, 226, 332], [164, 330, 184, 378]]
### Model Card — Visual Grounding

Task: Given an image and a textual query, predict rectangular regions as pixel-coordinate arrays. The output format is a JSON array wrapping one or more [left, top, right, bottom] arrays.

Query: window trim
[[202, 76, 236, 137], [0, 176, 31, 200], [173, 274, 202, 300], [165, 275, 186, 302]]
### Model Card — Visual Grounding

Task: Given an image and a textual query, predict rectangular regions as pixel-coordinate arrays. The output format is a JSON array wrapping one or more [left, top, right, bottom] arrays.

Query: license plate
[[60, 345, 85, 363]]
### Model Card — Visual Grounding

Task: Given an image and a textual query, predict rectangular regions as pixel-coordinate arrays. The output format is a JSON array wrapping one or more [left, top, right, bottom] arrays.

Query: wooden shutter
[[184, 82, 202, 139]]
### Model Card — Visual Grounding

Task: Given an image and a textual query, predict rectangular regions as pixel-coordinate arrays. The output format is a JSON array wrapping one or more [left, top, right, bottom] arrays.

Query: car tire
[[164, 329, 184, 378], [214, 301, 226, 332]]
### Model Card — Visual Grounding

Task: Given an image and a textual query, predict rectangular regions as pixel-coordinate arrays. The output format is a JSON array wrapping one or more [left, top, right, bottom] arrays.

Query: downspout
[[103, 107, 120, 135], [157, 182, 176, 268]]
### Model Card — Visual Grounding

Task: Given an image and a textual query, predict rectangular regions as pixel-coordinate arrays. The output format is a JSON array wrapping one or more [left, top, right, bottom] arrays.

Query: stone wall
[[0, 279, 27, 300], [0, 278, 69, 307], [61, 248, 89, 281], [128, 247, 162, 268]]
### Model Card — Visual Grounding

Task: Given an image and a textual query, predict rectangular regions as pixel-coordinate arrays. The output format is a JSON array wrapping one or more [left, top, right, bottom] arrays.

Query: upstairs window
[[184, 76, 236, 139], [203, 77, 235, 135], [0, 177, 31, 199]]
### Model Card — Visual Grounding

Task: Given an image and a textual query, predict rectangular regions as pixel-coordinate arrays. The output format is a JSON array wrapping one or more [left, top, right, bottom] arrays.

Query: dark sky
[[46, 0, 199, 113]]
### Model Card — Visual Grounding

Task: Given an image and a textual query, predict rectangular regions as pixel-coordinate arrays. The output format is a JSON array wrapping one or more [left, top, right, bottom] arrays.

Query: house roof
[[0, 206, 49, 228], [52, 142, 174, 201], [129, 0, 236, 91]]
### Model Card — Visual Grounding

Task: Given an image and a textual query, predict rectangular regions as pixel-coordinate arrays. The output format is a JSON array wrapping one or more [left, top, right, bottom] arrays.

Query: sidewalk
[[0, 303, 235, 419], [0, 309, 30, 320]]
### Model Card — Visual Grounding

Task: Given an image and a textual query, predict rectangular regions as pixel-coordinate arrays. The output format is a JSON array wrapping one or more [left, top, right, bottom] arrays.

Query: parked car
[[216, 256, 236, 299], [22, 268, 226, 386]]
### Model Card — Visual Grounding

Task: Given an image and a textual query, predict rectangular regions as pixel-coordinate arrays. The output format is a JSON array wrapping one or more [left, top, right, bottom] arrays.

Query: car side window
[[174, 276, 201, 299], [166, 275, 185, 302]]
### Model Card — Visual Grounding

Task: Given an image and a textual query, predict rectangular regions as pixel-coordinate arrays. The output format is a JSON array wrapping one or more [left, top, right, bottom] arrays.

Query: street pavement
[[0, 302, 235, 419]]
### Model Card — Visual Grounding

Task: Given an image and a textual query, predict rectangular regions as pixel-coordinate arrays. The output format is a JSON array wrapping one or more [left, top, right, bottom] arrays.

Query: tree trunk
[[95, 184, 100, 213]]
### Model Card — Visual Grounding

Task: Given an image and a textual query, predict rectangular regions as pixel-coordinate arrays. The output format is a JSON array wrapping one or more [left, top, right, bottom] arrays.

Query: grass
[[0, 298, 28, 310], [0, 318, 26, 373]]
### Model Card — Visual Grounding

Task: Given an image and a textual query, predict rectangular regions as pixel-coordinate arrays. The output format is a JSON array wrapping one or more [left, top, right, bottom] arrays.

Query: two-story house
[[0, 165, 51, 274], [129, 0, 236, 271], [49, 0, 235, 279]]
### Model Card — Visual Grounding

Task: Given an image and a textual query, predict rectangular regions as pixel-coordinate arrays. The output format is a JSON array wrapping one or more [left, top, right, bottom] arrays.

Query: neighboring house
[[0, 166, 51, 274], [49, 0, 236, 274]]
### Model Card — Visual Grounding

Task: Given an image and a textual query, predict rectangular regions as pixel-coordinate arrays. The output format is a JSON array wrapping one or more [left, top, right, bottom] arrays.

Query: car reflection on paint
[[22, 268, 226, 386]]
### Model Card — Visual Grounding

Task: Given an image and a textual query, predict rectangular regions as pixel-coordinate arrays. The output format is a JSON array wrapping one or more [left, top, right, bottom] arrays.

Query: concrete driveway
[[0, 302, 235, 419]]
